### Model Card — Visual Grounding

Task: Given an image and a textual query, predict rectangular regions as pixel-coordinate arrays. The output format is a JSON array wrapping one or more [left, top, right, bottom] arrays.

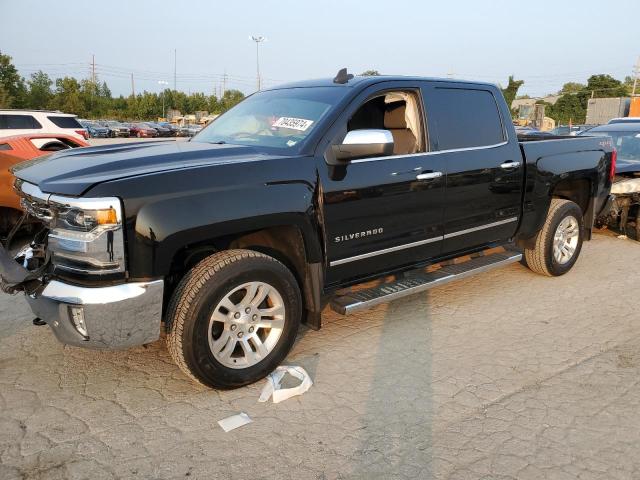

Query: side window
[[47, 116, 83, 128], [0, 114, 43, 129], [347, 91, 425, 156], [429, 88, 505, 150]]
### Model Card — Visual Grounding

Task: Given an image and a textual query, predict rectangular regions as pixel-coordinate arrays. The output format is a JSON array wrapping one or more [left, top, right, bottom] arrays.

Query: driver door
[[319, 82, 447, 286]]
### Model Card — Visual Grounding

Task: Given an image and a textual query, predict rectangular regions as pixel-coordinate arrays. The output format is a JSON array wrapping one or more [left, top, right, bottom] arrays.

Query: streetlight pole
[[632, 56, 639, 97], [158, 80, 169, 119], [250, 36, 265, 91]]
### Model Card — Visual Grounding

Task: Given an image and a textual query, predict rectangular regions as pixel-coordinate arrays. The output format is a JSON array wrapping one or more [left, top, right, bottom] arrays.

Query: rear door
[[422, 83, 523, 255], [46, 115, 84, 139]]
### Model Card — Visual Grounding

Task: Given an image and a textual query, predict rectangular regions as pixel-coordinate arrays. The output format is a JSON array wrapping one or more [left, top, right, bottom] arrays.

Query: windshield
[[193, 87, 346, 150], [586, 130, 640, 161]]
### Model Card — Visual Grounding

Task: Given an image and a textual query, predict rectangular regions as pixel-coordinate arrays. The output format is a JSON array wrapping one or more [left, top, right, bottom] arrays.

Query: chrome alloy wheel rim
[[553, 216, 579, 265], [208, 281, 285, 369]]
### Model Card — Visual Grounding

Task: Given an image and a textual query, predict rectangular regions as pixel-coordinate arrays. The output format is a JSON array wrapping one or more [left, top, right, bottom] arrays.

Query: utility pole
[[222, 70, 227, 98], [174, 49, 177, 92], [251, 36, 265, 91], [90, 54, 96, 110], [131, 73, 135, 98], [158, 80, 169, 119], [632, 56, 640, 97]]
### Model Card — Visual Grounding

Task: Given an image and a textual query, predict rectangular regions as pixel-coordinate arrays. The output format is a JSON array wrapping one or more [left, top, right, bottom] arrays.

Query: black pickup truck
[[0, 70, 614, 389]]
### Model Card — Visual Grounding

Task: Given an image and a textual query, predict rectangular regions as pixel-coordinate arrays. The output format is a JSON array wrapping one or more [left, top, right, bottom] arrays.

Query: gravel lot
[[2, 231, 640, 479]]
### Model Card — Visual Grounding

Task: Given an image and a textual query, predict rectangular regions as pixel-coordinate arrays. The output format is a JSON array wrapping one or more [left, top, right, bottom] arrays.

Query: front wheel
[[167, 249, 302, 389], [524, 199, 584, 276]]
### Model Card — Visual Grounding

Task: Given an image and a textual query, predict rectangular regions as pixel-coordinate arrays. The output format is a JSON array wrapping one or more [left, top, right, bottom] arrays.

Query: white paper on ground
[[217, 412, 252, 432], [258, 366, 313, 404]]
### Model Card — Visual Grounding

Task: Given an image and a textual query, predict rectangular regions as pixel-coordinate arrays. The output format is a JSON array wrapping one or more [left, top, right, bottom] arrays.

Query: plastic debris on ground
[[258, 366, 313, 404], [218, 412, 252, 432]]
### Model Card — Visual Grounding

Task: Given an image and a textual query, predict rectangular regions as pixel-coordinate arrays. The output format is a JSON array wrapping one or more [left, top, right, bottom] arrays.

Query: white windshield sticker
[[272, 117, 314, 131]]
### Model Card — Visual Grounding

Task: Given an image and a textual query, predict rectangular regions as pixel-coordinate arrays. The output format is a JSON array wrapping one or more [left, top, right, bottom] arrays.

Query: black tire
[[524, 199, 584, 276], [166, 249, 302, 389]]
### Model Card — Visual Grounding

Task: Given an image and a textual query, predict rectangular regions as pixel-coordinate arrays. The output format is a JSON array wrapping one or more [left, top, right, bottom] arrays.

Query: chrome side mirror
[[332, 129, 394, 161]]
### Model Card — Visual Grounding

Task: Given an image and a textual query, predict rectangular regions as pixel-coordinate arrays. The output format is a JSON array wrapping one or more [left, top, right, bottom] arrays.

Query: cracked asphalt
[[2, 232, 640, 479]]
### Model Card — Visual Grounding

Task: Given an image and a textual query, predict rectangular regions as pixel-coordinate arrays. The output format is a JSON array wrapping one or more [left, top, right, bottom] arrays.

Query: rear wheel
[[167, 249, 302, 389], [524, 199, 584, 276]]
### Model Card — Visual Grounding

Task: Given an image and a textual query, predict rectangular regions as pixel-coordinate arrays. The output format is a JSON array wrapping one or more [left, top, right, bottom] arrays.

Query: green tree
[[207, 94, 220, 114], [546, 94, 586, 124], [558, 82, 585, 94], [100, 81, 111, 99], [0, 51, 27, 107], [501, 76, 524, 114], [0, 84, 12, 108], [50, 77, 85, 117], [219, 89, 245, 112], [26, 71, 53, 108], [188, 92, 209, 113], [577, 74, 628, 105], [360, 70, 380, 76]]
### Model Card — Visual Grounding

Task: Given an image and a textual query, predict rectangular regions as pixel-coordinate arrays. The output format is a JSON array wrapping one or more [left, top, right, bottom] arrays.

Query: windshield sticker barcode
[[272, 117, 314, 131]]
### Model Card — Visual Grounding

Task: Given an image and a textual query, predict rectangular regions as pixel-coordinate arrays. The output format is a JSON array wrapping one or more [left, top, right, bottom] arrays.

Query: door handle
[[416, 171, 443, 181], [500, 161, 521, 170]]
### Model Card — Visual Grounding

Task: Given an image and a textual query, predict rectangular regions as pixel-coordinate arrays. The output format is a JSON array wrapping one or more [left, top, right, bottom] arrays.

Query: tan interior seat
[[384, 102, 418, 155]]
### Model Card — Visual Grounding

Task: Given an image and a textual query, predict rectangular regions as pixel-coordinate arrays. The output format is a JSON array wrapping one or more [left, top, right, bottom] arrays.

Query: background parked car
[[128, 123, 158, 138], [100, 120, 131, 137], [549, 125, 596, 136], [144, 122, 172, 137], [582, 123, 640, 236], [178, 123, 203, 137], [514, 126, 553, 137], [80, 120, 109, 138], [0, 133, 87, 235], [0, 110, 88, 141], [157, 122, 179, 136], [608, 117, 640, 125]]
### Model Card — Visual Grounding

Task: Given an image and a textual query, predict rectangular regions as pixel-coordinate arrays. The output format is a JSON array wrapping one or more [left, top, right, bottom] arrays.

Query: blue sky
[[1, 0, 638, 98]]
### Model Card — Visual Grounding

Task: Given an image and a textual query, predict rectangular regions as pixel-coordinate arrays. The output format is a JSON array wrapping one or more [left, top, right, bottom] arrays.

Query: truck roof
[[267, 75, 498, 91]]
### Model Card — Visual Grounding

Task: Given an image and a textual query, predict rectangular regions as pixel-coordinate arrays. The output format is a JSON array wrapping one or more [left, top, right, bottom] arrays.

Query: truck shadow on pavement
[[347, 294, 434, 478]]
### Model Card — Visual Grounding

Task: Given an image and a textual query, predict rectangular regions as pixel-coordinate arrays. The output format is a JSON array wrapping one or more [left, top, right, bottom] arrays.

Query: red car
[[128, 123, 158, 138], [0, 134, 88, 235]]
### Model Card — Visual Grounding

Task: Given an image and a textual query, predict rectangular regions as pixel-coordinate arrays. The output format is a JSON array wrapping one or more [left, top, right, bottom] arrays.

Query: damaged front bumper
[[0, 244, 164, 349]]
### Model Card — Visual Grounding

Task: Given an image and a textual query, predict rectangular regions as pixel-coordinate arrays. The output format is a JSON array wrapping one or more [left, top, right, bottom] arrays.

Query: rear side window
[[428, 88, 505, 150], [0, 114, 43, 129], [47, 116, 82, 128], [0, 143, 12, 150]]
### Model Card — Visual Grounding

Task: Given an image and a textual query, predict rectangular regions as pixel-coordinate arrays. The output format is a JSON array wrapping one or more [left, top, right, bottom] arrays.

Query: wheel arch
[[165, 224, 325, 330]]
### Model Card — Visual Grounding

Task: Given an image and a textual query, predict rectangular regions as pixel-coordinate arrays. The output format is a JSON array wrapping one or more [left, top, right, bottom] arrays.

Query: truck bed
[[518, 134, 611, 165], [515, 134, 613, 243]]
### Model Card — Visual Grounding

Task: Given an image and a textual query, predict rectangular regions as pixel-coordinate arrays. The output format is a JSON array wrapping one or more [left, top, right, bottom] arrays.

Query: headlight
[[47, 195, 125, 275]]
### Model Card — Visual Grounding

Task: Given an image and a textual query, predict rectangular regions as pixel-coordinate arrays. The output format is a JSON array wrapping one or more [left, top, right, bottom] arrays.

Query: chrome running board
[[330, 250, 522, 315]]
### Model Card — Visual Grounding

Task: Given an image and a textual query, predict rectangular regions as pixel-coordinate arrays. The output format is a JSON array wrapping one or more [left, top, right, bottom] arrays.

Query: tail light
[[75, 129, 88, 140], [610, 148, 617, 181]]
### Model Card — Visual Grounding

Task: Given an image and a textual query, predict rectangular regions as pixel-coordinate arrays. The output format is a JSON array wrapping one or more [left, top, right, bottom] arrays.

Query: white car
[[0, 110, 88, 141]]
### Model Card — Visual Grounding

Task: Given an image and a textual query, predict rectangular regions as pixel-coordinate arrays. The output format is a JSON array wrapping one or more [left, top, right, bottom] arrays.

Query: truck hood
[[12, 141, 282, 196]]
